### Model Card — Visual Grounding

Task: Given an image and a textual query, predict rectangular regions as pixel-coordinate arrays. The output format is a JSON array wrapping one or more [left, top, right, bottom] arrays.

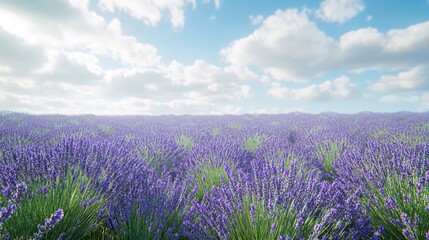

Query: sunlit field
[[1, 112, 428, 239]]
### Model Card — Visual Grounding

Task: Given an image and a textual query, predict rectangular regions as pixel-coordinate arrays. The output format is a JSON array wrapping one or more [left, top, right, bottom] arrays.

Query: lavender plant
[[185, 158, 372, 239], [364, 172, 429, 239], [2, 167, 105, 239]]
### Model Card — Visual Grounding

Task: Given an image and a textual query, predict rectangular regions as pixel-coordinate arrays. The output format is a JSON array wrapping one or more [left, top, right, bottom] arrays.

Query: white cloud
[[316, 0, 365, 24], [366, 15, 372, 21], [97, 0, 196, 28], [0, 0, 256, 115], [202, 0, 221, 10], [101, 60, 252, 111], [0, 2, 162, 69], [267, 76, 357, 101], [371, 65, 429, 92], [380, 95, 419, 103], [222, 9, 429, 82], [222, 9, 337, 82], [249, 15, 264, 25]]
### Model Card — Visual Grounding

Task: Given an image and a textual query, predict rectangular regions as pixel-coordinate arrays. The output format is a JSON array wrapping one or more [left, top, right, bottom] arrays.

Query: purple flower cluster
[[33, 209, 64, 240]]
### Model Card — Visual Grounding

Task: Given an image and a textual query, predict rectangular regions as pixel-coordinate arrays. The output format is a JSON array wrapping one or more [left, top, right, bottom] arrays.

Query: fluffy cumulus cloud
[[0, 1, 161, 68], [0, 0, 251, 115], [316, 0, 365, 24], [267, 76, 357, 101], [97, 0, 196, 28], [222, 9, 337, 82], [222, 9, 429, 82], [371, 65, 429, 92]]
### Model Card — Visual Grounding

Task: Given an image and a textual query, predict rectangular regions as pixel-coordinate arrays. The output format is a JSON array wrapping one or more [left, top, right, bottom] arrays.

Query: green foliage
[[210, 127, 221, 138], [363, 173, 429, 240], [69, 118, 80, 125], [124, 133, 136, 141], [228, 197, 320, 240], [194, 166, 228, 201], [99, 124, 115, 135], [135, 146, 168, 174], [228, 122, 242, 130], [245, 134, 265, 153], [117, 202, 183, 240], [7, 135, 32, 147], [392, 132, 425, 146], [370, 129, 389, 141], [175, 135, 195, 151], [414, 121, 429, 131], [270, 150, 294, 169], [3, 167, 105, 239], [316, 140, 341, 175]]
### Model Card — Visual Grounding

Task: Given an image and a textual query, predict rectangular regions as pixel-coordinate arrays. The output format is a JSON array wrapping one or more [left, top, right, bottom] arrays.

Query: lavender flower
[[371, 225, 384, 240], [384, 195, 398, 210], [33, 209, 64, 240], [403, 194, 411, 204], [249, 203, 256, 225], [270, 222, 276, 235], [81, 197, 95, 208], [40, 186, 49, 195]]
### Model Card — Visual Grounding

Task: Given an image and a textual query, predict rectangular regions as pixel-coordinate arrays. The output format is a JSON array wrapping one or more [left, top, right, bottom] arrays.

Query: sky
[[0, 0, 428, 115]]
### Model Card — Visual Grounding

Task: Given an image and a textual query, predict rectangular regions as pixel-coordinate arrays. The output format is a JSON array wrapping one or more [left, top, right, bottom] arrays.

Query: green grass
[[117, 201, 184, 239], [316, 140, 341, 176], [228, 197, 322, 240], [3, 167, 105, 239], [245, 134, 265, 154], [392, 132, 425, 146], [210, 127, 221, 138], [194, 165, 228, 201], [135, 146, 167, 174], [370, 129, 389, 142], [99, 124, 115, 135], [228, 122, 242, 130], [175, 135, 195, 151], [124, 133, 136, 141]]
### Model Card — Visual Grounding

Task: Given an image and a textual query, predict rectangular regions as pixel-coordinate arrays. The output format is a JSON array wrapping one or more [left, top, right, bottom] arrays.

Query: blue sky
[[0, 0, 428, 115]]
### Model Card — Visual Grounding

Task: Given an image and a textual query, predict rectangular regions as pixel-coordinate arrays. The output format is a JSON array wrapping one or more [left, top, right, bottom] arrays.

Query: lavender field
[[1, 112, 428, 239]]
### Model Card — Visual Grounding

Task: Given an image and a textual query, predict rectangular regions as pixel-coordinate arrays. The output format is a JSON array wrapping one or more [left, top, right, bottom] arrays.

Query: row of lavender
[[0, 112, 428, 239]]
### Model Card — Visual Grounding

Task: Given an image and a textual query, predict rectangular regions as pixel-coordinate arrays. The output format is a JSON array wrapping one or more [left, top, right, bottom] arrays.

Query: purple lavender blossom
[[384, 195, 398, 210], [33, 209, 64, 240]]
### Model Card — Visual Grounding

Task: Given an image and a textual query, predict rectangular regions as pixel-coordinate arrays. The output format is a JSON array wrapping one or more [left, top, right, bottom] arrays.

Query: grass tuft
[[245, 134, 265, 154], [194, 165, 228, 201], [175, 135, 195, 151]]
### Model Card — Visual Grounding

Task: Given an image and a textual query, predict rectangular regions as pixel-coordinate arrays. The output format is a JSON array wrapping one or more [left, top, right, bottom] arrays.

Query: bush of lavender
[[2, 167, 105, 239], [334, 141, 429, 239], [184, 158, 373, 239]]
